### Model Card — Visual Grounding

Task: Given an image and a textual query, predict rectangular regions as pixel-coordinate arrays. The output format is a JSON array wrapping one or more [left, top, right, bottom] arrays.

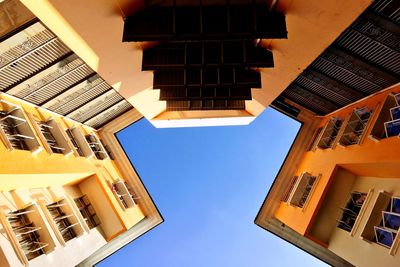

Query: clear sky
[[98, 107, 327, 267]]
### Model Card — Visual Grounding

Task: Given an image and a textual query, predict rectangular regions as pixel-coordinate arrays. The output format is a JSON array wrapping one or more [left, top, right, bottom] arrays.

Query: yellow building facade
[[0, 1, 162, 266], [0, 93, 162, 267]]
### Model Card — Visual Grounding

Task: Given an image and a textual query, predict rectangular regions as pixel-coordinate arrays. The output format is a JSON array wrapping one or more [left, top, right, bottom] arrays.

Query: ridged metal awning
[[0, 20, 132, 129], [278, 0, 400, 116]]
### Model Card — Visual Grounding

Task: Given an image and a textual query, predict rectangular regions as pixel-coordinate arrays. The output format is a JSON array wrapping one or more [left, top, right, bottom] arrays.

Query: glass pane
[[351, 192, 367, 206], [392, 197, 400, 213], [391, 107, 400, 120], [375, 227, 394, 248], [385, 119, 400, 137], [383, 212, 400, 230]]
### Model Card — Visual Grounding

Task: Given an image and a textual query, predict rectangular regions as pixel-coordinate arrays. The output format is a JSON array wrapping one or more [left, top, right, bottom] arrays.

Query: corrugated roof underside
[[0, 20, 132, 129], [279, 0, 400, 115]]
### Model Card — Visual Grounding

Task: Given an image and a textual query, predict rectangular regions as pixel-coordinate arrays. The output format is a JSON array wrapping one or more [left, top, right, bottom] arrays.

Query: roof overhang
[[19, 0, 372, 127]]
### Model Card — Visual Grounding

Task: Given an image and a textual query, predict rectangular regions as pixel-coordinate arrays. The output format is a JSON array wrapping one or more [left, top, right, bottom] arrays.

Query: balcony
[[109, 180, 137, 210], [0, 204, 56, 265], [370, 93, 400, 141], [74, 195, 100, 229], [338, 107, 372, 146], [85, 134, 108, 160], [316, 117, 342, 149], [39, 198, 84, 246], [284, 172, 319, 209], [308, 167, 400, 263], [32, 118, 74, 155], [0, 100, 41, 152]]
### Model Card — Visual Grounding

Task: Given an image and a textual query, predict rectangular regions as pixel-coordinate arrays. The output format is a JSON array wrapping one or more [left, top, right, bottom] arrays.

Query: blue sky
[[98, 108, 326, 267]]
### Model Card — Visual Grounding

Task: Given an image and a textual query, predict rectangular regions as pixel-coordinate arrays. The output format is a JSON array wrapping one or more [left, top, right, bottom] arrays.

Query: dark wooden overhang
[[153, 68, 262, 89], [142, 40, 274, 70], [124, 0, 286, 111], [123, 3, 287, 41]]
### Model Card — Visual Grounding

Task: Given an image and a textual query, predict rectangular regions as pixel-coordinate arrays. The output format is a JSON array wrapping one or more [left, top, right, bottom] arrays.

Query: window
[[390, 106, 400, 121], [85, 134, 108, 160], [339, 107, 372, 146], [103, 144, 115, 160], [337, 191, 367, 232], [285, 172, 318, 209], [317, 117, 342, 149], [375, 226, 396, 248], [383, 211, 400, 230], [67, 127, 94, 158], [282, 175, 298, 202], [385, 96, 400, 137], [374, 196, 400, 249], [124, 181, 139, 202], [4, 207, 48, 261], [370, 92, 400, 140], [36, 120, 65, 154], [384, 119, 400, 138], [74, 195, 100, 229], [66, 129, 84, 157], [0, 110, 32, 150], [109, 180, 137, 210], [392, 197, 400, 213], [24, 115, 75, 155], [0, 101, 40, 152], [307, 127, 322, 151], [46, 200, 78, 242]]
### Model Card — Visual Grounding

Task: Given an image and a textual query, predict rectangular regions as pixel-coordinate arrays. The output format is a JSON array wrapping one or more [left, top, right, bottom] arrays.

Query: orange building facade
[[253, 0, 400, 264], [257, 85, 400, 266]]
